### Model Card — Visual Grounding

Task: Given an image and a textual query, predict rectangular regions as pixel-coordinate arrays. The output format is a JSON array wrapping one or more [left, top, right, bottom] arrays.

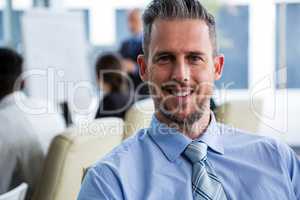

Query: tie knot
[[184, 141, 208, 164]]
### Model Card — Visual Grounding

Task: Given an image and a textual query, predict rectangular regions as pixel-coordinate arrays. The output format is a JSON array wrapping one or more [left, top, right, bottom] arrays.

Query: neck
[[156, 109, 211, 140]]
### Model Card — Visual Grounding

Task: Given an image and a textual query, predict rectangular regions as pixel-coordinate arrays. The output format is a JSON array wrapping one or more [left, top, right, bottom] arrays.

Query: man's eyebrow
[[152, 51, 174, 62], [153, 51, 173, 56], [187, 51, 207, 56], [153, 50, 206, 56], [151, 51, 207, 62]]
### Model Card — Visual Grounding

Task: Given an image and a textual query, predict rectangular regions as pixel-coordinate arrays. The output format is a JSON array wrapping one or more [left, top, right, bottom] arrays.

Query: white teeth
[[174, 91, 191, 97]]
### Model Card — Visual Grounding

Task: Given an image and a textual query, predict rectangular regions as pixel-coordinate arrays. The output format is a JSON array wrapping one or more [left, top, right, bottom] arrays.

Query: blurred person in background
[[119, 8, 149, 100], [0, 48, 65, 198], [95, 53, 132, 119]]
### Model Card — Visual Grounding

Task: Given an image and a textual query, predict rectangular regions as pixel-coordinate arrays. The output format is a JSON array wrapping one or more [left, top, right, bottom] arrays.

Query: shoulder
[[218, 123, 295, 161], [0, 107, 24, 139], [120, 38, 131, 48], [80, 129, 151, 195], [94, 128, 150, 170]]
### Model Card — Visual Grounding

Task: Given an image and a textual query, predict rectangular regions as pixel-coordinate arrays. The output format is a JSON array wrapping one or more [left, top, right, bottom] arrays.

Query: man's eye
[[156, 56, 171, 64], [189, 55, 203, 63]]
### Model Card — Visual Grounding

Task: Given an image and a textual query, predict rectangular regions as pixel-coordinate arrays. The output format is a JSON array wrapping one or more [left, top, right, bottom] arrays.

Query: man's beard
[[148, 80, 211, 129], [158, 98, 209, 128]]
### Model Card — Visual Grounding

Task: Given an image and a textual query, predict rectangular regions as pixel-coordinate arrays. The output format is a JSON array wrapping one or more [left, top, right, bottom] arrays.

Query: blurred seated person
[[0, 48, 65, 197], [95, 53, 132, 119], [119, 8, 149, 99]]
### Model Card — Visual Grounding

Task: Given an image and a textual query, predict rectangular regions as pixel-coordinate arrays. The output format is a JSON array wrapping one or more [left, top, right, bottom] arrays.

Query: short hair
[[95, 53, 126, 92], [142, 0, 218, 57], [0, 48, 23, 99]]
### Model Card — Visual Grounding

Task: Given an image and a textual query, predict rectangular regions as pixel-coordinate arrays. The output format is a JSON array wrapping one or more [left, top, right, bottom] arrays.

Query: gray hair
[[142, 0, 218, 57]]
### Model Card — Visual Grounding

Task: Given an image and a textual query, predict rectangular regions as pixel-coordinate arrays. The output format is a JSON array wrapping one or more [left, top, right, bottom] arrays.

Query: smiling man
[[78, 0, 300, 199], [139, 17, 223, 140]]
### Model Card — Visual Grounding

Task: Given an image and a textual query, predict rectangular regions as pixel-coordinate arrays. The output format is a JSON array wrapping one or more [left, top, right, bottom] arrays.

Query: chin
[[159, 106, 204, 126]]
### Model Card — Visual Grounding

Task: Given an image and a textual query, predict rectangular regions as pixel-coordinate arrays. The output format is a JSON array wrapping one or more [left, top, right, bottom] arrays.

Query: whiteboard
[[21, 9, 98, 119]]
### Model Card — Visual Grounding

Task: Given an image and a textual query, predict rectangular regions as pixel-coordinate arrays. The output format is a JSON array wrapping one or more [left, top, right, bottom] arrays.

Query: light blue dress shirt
[[78, 114, 300, 200]]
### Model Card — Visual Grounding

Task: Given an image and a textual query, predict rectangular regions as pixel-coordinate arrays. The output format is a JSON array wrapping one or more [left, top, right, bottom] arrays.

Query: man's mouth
[[163, 87, 195, 97]]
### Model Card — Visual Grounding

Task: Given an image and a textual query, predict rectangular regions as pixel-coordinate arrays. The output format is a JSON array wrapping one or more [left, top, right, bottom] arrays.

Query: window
[[215, 5, 249, 89], [276, 3, 300, 88], [0, 10, 23, 47], [0, 11, 3, 45], [0, 0, 32, 47], [116, 9, 131, 48]]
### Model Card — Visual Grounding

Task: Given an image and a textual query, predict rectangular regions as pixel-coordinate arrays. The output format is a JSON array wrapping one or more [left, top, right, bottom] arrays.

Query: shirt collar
[[148, 112, 224, 162], [195, 114, 224, 155]]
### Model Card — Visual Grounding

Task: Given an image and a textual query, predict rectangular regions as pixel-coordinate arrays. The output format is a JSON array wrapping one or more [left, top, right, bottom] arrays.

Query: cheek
[[193, 67, 215, 81], [193, 71, 215, 97], [150, 67, 171, 84], [147, 69, 167, 97]]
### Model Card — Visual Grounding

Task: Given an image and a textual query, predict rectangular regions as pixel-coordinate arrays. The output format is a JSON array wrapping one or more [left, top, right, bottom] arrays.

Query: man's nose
[[171, 58, 190, 83]]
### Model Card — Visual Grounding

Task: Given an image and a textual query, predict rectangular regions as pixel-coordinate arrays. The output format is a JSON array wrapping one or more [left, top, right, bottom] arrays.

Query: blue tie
[[184, 141, 227, 200]]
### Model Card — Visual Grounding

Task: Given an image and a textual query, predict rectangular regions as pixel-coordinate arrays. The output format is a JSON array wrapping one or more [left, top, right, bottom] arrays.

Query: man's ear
[[137, 54, 148, 81], [213, 54, 224, 80]]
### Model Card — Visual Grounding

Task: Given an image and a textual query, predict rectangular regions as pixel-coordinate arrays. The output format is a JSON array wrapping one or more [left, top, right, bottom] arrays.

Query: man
[[78, 0, 300, 199], [0, 48, 65, 197], [119, 8, 149, 98]]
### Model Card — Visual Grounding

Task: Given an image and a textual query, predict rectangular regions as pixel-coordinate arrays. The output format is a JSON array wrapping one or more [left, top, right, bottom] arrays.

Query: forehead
[[149, 19, 212, 55]]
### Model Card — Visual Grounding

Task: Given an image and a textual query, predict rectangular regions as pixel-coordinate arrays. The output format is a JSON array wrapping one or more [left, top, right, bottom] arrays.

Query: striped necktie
[[184, 141, 227, 200]]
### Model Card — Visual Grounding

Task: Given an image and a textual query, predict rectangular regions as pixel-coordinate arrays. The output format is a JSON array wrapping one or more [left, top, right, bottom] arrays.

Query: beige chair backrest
[[0, 183, 28, 200], [124, 98, 155, 139], [32, 118, 124, 200], [215, 99, 263, 133]]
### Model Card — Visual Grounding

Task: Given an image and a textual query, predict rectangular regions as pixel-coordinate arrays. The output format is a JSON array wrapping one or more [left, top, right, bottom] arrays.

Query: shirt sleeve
[[278, 142, 300, 198], [77, 164, 124, 200], [16, 134, 44, 197]]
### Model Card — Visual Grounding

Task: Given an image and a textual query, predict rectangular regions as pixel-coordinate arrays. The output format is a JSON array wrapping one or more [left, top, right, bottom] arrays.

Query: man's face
[[138, 19, 224, 126]]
